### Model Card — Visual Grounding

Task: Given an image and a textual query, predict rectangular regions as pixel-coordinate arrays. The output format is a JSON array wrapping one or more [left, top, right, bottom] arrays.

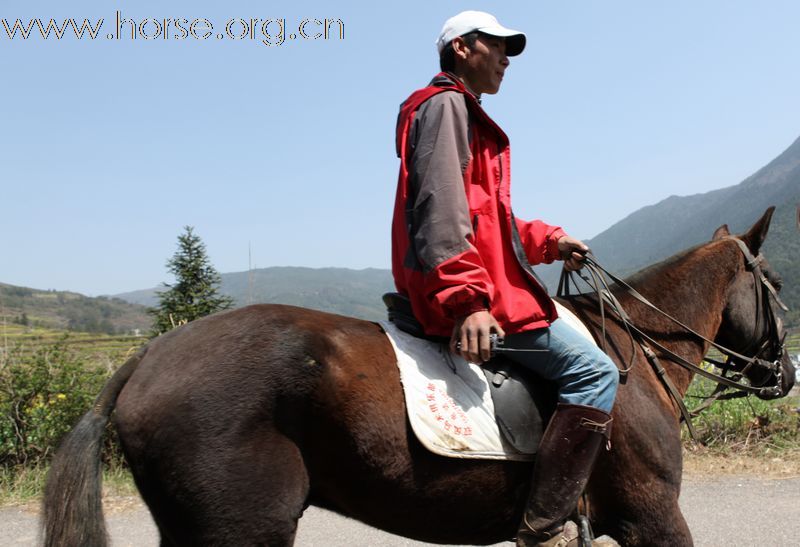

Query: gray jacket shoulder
[[410, 91, 470, 148]]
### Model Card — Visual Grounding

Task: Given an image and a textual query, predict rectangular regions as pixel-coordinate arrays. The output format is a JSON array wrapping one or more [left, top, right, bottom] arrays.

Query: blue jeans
[[502, 319, 619, 412]]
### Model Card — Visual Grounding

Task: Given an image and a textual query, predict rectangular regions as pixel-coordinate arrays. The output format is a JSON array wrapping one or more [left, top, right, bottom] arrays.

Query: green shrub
[[0, 337, 121, 468]]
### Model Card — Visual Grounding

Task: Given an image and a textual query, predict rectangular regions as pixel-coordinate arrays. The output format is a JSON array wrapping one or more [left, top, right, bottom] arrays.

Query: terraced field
[[0, 323, 146, 362]]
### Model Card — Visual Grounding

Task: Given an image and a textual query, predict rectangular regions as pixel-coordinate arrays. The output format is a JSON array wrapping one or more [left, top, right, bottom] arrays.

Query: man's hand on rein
[[558, 235, 590, 272]]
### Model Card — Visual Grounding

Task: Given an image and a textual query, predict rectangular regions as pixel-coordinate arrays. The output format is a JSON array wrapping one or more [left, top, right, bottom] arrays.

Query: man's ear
[[451, 36, 470, 60]]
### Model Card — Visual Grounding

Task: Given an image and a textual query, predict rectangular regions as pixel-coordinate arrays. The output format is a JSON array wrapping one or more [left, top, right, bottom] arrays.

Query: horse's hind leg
[[143, 429, 310, 547]]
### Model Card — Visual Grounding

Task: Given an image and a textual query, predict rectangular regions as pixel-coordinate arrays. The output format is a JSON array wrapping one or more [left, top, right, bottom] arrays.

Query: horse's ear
[[741, 206, 775, 254], [712, 224, 730, 240]]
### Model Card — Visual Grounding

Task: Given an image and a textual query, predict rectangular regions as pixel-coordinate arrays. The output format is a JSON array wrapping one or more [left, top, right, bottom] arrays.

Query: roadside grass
[[681, 329, 800, 451], [682, 373, 800, 454], [0, 463, 137, 506]]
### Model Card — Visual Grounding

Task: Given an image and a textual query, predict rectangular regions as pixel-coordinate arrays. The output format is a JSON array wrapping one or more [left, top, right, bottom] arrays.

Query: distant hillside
[[116, 267, 396, 322], [537, 135, 800, 324], [0, 283, 150, 334]]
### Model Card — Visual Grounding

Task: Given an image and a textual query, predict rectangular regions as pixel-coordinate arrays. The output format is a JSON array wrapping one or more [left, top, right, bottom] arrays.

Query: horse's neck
[[619, 242, 740, 394]]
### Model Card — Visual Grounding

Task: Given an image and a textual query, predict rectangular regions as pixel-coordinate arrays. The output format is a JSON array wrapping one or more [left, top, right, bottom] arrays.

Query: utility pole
[[247, 242, 254, 305]]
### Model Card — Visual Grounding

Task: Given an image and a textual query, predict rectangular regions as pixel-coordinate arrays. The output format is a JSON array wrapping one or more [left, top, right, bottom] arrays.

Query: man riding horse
[[392, 11, 620, 546]]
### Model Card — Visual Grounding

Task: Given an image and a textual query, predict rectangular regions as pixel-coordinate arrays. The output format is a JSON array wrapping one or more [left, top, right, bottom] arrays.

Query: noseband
[[558, 236, 789, 439]]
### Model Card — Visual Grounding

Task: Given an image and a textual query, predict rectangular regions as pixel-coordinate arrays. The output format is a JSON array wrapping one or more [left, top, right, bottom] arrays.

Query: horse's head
[[712, 207, 795, 399]]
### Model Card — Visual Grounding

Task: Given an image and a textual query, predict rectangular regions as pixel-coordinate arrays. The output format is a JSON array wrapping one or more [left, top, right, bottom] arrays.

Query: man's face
[[454, 34, 509, 95]]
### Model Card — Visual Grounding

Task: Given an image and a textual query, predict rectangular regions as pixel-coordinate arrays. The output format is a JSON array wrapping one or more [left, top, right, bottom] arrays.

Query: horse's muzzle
[[756, 353, 795, 400]]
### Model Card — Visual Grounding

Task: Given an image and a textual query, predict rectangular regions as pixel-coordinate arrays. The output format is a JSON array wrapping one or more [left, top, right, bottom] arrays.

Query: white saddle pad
[[380, 301, 596, 461]]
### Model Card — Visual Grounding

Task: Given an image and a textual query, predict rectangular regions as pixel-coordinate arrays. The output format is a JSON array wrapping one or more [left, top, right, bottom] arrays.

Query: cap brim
[[476, 26, 526, 56]]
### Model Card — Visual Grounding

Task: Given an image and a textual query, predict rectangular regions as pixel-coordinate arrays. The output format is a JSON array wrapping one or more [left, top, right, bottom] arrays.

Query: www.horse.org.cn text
[[1, 11, 345, 47]]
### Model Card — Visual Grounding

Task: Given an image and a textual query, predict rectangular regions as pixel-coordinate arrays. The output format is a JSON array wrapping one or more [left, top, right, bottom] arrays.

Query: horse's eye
[[772, 274, 783, 291]]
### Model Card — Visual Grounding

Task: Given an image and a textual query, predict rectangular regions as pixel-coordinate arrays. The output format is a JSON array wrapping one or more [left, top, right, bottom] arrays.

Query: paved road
[[3, 476, 799, 546]]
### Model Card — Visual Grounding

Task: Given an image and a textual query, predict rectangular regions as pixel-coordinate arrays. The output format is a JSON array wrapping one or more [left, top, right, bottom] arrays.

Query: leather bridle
[[706, 236, 789, 387], [557, 236, 789, 439]]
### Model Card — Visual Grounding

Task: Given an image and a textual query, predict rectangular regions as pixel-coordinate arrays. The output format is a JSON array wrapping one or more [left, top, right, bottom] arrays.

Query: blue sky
[[2, 1, 799, 296]]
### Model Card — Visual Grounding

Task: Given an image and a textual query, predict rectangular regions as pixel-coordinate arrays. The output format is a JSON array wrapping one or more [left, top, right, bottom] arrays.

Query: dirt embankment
[[683, 447, 800, 477]]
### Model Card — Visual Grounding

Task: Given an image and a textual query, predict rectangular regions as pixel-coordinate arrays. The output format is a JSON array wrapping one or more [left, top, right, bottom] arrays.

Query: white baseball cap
[[436, 11, 526, 56]]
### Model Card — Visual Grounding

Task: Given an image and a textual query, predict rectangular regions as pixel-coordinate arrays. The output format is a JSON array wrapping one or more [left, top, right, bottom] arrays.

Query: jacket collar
[[430, 72, 482, 104]]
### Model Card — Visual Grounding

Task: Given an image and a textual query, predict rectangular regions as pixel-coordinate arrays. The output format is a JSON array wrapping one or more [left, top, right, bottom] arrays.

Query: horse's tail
[[41, 346, 147, 547]]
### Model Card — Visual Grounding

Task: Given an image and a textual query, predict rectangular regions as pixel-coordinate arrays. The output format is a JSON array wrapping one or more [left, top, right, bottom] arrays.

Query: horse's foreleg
[[588, 442, 693, 546], [591, 482, 691, 546]]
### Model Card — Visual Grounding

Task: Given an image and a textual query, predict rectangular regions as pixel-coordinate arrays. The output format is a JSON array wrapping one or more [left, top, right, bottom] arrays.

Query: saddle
[[382, 293, 557, 455]]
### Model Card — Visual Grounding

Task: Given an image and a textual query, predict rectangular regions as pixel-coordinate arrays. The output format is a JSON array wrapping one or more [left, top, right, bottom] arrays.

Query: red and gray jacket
[[391, 73, 567, 338]]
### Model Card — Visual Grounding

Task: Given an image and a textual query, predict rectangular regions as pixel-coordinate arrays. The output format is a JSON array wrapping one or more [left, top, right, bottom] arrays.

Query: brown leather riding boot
[[516, 403, 613, 547]]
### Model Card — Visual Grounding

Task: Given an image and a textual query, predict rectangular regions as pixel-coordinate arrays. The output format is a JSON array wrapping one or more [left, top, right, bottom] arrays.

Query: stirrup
[[577, 515, 593, 546]]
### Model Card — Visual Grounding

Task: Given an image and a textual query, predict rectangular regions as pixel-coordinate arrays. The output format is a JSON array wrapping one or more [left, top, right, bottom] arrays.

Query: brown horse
[[43, 208, 794, 547]]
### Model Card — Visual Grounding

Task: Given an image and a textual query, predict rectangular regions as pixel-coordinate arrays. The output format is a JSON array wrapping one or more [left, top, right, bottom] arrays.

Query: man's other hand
[[557, 235, 590, 272], [450, 310, 505, 363]]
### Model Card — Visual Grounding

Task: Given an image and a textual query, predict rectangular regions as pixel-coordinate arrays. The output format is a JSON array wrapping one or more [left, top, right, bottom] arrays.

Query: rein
[[557, 237, 787, 440]]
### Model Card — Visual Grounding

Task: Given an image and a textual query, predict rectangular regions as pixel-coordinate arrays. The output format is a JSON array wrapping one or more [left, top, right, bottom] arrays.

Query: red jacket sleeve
[[515, 217, 567, 265], [422, 245, 494, 320]]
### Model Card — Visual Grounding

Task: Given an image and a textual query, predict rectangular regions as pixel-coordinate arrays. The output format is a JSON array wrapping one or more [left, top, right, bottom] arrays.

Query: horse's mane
[[621, 240, 710, 288]]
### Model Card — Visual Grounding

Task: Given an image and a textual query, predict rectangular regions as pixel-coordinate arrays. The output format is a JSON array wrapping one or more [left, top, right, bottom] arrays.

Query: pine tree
[[150, 226, 234, 336]]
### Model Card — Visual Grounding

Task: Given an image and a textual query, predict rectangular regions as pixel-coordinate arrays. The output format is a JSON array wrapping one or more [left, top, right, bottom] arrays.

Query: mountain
[[115, 267, 396, 322], [536, 135, 800, 325], [0, 283, 150, 334], [588, 136, 800, 271]]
